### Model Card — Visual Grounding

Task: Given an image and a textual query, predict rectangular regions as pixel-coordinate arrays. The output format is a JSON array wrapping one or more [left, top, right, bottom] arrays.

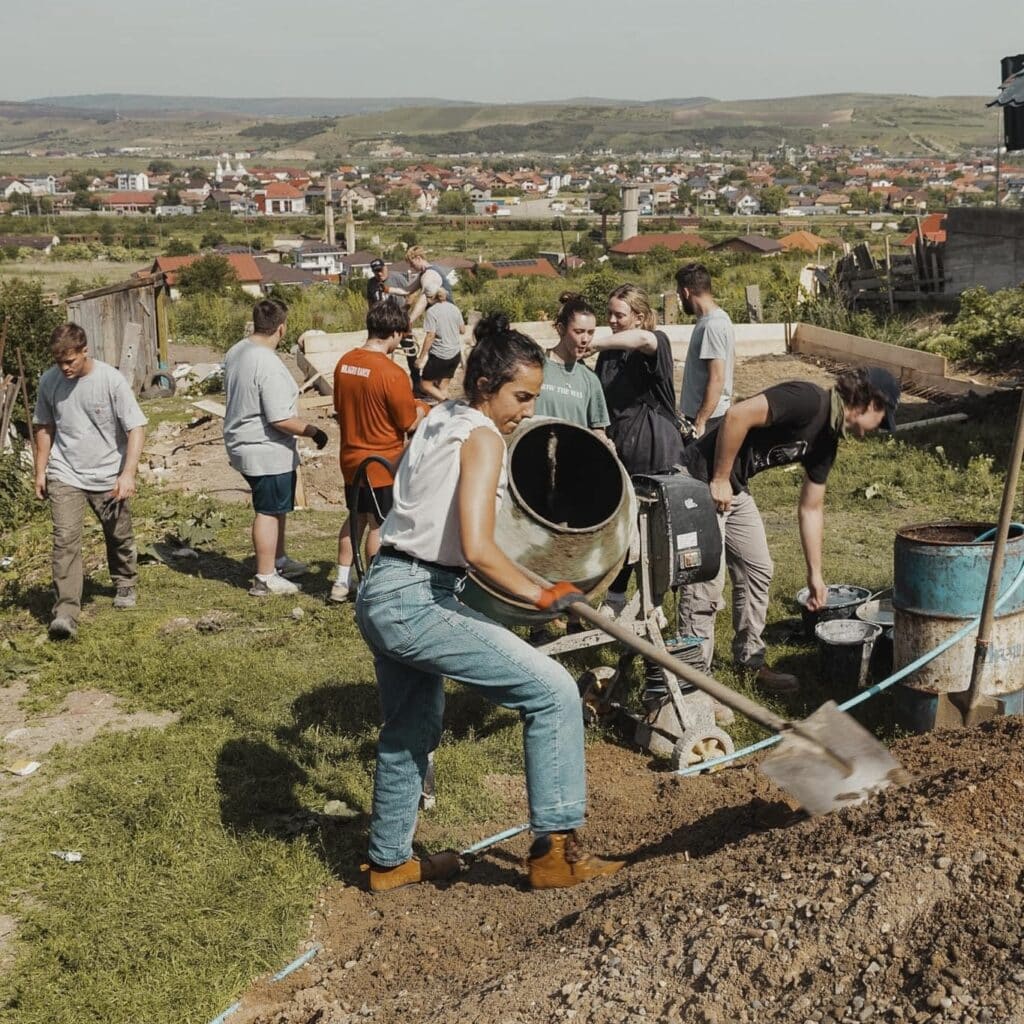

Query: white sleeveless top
[[380, 400, 506, 567]]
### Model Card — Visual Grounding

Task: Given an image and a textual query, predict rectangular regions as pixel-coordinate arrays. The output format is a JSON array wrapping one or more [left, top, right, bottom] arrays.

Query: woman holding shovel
[[355, 313, 626, 892]]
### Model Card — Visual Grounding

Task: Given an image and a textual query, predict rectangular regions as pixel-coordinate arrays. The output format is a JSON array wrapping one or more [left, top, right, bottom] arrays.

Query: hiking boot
[[275, 556, 308, 579], [48, 616, 77, 641], [753, 666, 800, 695], [329, 579, 350, 603], [113, 585, 137, 610], [363, 851, 461, 893], [527, 831, 625, 890], [248, 572, 301, 597]]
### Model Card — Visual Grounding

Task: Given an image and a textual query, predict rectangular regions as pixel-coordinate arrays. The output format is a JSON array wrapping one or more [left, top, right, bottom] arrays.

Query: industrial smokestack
[[345, 204, 356, 254], [620, 185, 639, 242], [324, 173, 336, 247]]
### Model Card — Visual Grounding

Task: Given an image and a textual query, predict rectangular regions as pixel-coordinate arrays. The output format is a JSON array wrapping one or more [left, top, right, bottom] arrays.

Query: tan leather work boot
[[527, 832, 626, 890], [363, 850, 461, 893]]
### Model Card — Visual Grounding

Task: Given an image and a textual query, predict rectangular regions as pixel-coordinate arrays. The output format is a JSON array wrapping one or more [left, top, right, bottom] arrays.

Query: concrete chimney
[[345, 204, 356, 254], [324, 174, 336, 247], [620, 185, 639, 242]]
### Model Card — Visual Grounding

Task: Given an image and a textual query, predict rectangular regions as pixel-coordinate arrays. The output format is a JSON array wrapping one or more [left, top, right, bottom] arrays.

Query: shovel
[[936, 386, 1024, 728], [558, 596, 910, 816]]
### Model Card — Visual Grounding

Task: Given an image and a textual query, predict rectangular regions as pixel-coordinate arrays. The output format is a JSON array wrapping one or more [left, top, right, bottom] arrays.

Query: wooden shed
[[66, 274, 170, 393]]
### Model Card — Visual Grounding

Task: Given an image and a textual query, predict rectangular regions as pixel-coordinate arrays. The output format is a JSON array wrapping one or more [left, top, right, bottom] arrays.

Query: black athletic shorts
[[344, 483, 394, 523], [421, 351, 461, 382]]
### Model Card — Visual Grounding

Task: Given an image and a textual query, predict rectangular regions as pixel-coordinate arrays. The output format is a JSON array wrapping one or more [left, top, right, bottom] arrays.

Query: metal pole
[[996, 110, 1002, 209], [964, 388, 1024, 708]]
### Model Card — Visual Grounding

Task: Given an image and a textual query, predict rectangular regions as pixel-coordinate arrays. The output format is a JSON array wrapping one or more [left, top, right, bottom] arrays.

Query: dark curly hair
[[465, 313, 545, 403]]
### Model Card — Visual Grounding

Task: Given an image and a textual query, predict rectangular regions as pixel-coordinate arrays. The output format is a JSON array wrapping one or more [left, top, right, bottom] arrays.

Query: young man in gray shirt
[[223, 299, 328, 596], [677, 263, 735, 438], [33, 323, 148, 640]]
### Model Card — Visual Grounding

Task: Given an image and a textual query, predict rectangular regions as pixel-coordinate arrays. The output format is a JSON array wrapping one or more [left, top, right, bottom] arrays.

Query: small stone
[[344, 960, 358, 969], [971, 850, 987, 864], [935, 856, 952, 871], [763, 930, 779, 951], [692, 958, 705, 978], [859, 873, 875, 886], [926, 989, 947, 1009], [323, 799, 359, 819], [291, 606, 305, 620]]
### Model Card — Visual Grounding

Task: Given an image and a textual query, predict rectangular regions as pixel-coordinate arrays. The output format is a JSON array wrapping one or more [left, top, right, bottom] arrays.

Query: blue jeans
[[355, 552, 587, 867]]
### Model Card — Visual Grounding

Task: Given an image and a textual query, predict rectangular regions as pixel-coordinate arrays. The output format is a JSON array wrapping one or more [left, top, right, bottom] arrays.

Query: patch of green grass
[[0, 396, 1021, 1022]]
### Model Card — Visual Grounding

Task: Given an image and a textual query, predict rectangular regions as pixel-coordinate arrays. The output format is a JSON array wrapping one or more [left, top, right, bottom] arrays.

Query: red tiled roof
[[99, 191, 157, 205], [152, 253, 263, 285], [265, 181, 304, 199], [779, 230, 833, 254], [608, 232, 708, 255], [481, 259, 560, 279], [901, 214, 946, 247]]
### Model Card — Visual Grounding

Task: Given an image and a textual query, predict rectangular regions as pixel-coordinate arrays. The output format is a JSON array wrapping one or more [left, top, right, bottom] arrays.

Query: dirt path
[[228, 720, 1024, 1024]]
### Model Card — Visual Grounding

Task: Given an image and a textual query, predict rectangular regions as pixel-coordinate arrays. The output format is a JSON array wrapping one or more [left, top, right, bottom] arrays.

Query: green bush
[[0, 278, 65, 398], [949, 287, 1024, 366], [168, 293, 251, 349], [0, 445, 35, 534]]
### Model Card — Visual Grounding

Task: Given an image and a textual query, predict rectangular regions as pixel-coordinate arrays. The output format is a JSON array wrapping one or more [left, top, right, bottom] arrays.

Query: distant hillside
[[28, 94, 477, 117], [0, 92, 996, 160]]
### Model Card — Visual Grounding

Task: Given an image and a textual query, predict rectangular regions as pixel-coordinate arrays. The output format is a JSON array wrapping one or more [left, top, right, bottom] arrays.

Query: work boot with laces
[[363, 850, 461, 893], [527, 831, 626, 890]]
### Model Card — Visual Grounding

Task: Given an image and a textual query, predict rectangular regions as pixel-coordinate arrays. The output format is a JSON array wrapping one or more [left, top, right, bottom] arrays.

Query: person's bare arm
[[458, 428, 544, 603], [110, 425, 145, 500], [693, 358, 725, 437], [709, 394, 771, 511], [798, 477, 828, 611], [33, 423, 54, 498], [585, 328, 658, 356], [271, 417, 329, 448], [416, 330, 436, 370]]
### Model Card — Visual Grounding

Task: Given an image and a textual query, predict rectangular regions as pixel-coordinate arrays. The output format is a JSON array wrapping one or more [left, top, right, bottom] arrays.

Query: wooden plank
[[298, 393, 334, 410], [298, 371, 324, 394], [15, 348, 34, 452], [902, 370, 997, 398], [191, 399, 226, 418], [118, 321, 143, 388], [792, 323, 947, 376]]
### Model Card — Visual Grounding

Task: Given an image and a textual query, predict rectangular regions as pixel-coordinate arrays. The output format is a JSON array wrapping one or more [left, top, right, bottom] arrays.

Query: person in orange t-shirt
[[331, 299, 424, 603]]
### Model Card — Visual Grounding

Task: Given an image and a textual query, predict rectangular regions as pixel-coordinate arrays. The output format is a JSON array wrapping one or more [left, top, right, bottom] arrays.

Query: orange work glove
[[535, 581, 585, 613]]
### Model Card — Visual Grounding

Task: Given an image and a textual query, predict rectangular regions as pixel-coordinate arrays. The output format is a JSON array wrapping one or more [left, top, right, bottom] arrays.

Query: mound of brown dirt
[[232, 721, 1024, 1024]]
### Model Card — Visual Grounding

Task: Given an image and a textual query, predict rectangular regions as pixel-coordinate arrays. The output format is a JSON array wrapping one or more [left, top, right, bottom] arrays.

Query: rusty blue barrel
[[459, 418, 636, 626], [893, 521, 1024, 730]]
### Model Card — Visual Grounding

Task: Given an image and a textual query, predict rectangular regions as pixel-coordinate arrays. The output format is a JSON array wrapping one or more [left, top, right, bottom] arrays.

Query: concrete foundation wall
[[944, 208, 1024, 295]]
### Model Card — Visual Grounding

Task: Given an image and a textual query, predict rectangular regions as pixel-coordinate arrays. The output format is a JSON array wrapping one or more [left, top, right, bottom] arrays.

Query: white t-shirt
[[223, 338, 299, 476], [33, 360, 147, 491], [380, 400, 505, 567]]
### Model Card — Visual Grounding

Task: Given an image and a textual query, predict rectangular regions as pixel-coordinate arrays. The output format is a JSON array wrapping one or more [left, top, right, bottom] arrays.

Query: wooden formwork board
[[791, 323, 996, 398]]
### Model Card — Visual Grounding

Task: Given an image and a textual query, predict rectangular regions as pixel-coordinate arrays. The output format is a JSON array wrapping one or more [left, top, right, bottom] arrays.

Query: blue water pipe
[[206, 945, 322, 1024], [465, 525, 1024, 850]]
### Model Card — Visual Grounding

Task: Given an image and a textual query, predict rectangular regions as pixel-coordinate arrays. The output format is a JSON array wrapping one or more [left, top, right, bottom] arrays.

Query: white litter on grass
[[0, 556, 13, 570], [5, 760, 41, 777], [49, 851, 83, 863]]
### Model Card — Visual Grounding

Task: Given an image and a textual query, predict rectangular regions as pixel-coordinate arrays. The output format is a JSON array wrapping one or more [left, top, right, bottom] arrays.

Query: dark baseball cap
[[866, 367, 900, 431], [370, 258, 385, 271]]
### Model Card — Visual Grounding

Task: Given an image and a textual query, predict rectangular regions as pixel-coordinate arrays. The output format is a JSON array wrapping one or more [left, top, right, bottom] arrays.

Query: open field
[[1, 341, 1022, 1022]]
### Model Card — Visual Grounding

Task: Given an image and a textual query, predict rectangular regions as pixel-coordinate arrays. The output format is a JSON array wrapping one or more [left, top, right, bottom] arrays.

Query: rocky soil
[[229, 719, 1024, 1024]]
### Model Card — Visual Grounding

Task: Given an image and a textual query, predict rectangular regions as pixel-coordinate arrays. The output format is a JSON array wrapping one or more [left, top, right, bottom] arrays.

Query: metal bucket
[[893, 521, 1024, 698], [815, 619, 883, 689], [796, 584, 871, 638], [459, 418, 636, 626]]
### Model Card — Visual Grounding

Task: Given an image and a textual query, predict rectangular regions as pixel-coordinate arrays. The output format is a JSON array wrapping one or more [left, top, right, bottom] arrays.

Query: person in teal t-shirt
[[535, 292, 610, 439]]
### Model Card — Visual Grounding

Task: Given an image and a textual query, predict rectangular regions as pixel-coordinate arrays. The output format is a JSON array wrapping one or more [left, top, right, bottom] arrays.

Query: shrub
[[168, 293, 251, 349], [949, 287, 1024, 366], [0, 278, 65, 398], [0, 445, 34, 534]]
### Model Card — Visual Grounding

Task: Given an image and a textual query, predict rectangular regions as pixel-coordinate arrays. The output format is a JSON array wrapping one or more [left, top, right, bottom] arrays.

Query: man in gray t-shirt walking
[[33, 323, 148, 640], [677, 263, 735, 438], [223, 299, 328, 596]]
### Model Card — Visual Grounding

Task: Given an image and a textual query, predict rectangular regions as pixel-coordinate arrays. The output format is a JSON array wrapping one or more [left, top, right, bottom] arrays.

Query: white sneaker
[[597, 591, 626, 620], [275, 556, 308, 578], [329, 580, 350, 603], [249, 572, 300, 597]]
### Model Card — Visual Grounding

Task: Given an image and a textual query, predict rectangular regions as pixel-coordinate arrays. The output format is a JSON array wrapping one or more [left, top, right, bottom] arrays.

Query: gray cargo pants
[[676, 489, 772, 671], [48, 477, 138, 623]]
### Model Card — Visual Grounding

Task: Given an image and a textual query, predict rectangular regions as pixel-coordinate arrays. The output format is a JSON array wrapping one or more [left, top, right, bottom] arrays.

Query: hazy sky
[[0, 0, 1017, 103]]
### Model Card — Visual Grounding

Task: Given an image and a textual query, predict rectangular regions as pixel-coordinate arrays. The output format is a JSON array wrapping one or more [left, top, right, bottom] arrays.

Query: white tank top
[[380, 400, 506, 567]]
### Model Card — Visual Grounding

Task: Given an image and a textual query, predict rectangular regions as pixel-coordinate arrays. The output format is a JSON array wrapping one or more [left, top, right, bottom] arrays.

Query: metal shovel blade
[[759, 701, 911, 817]]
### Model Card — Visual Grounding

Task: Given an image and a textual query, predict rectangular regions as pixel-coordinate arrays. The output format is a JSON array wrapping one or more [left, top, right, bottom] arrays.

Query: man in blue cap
[[677, 367, 900, 695]]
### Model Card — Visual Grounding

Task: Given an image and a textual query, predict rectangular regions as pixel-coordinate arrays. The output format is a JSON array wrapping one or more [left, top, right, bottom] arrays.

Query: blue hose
[[466, 524, 1024, 847]]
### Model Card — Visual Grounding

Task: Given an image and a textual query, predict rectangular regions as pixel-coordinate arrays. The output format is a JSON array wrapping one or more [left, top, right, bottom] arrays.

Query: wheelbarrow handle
[[566, 599, 790, 736]]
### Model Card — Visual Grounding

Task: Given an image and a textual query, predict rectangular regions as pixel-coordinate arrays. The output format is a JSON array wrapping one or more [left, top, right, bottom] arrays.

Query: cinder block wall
[[944, 208, 1024, 294]]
